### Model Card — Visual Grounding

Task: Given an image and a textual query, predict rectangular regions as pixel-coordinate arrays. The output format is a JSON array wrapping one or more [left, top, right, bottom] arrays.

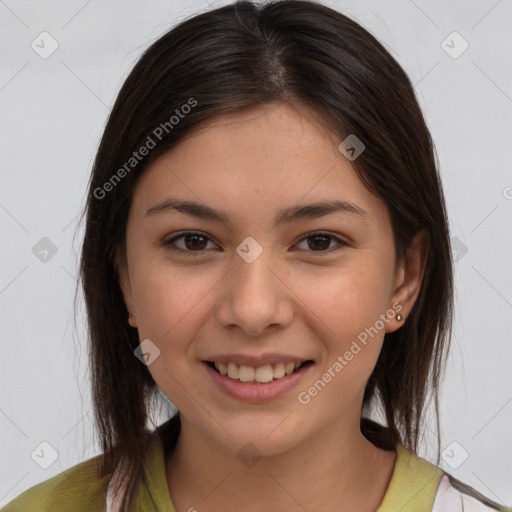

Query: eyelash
[[164, 231, 348, 256]]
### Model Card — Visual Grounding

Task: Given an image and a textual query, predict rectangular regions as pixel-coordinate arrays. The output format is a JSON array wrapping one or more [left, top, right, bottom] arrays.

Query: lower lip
[[202, 361, 314, 402]]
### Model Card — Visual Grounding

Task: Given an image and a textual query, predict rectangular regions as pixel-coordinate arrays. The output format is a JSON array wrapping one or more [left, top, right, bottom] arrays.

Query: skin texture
[[118, 101, 429, 512]]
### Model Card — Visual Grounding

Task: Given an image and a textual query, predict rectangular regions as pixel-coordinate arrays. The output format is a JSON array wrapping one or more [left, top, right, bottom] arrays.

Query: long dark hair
[[78, 1, 486, 510]]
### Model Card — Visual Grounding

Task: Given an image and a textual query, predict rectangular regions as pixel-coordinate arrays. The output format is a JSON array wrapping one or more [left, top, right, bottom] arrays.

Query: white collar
[[432, 475, 497, 511]]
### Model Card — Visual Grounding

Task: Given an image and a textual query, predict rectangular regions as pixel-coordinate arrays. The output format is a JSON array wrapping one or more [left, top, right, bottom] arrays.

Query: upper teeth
[[213, 361, 304, 383]]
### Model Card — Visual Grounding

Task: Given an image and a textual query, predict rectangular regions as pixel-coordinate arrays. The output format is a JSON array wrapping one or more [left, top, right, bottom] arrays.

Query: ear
[[115, 248, 138, 328], [386, 229, 430, 332]]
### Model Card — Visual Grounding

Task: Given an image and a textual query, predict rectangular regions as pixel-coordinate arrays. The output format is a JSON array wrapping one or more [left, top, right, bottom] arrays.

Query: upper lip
[[203, 353, 313, 366]]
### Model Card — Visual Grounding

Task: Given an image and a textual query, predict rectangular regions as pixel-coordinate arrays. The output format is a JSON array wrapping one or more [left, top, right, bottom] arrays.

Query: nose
[[215, 249, 294, 336]]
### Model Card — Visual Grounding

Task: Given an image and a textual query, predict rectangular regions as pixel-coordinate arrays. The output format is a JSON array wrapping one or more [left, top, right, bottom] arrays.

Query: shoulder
[[378, 443, 445, 510], [0, 453, 110, 512], [432, 474, 512, 512], [378, 445, 511, 512]]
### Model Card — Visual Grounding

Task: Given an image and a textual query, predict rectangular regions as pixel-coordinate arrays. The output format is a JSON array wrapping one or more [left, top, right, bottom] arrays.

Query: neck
[[165, 414, 396, 512]]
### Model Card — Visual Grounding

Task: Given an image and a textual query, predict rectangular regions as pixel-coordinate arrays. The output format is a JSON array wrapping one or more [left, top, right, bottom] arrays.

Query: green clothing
[[1, 425, 509, 512]]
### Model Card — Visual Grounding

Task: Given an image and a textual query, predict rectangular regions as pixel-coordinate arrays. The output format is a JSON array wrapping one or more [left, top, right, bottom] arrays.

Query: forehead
[[130, 101, 388, 226], [177, 101, 342, 159]]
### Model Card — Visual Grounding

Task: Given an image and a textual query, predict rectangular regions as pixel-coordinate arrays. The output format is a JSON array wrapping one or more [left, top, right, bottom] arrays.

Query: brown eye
[[307, 234, 331, 251], [295, 232, 347, 254], [183, 234, 208, 250], [165, 232, 217, 254]]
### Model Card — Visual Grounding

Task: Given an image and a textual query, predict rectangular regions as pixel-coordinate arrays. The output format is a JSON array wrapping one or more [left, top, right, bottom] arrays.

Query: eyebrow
[[145, 198, 369, 227]]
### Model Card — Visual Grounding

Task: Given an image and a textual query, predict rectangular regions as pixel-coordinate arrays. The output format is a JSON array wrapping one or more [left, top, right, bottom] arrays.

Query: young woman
[[2, 1, 510, 511]]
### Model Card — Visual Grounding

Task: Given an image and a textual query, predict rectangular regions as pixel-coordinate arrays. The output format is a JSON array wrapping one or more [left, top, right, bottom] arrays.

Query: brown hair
[[78, 1, 494, 510]]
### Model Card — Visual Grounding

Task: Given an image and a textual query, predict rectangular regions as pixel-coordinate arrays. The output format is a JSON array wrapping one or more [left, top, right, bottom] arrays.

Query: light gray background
[[1, 0, 511, 507]]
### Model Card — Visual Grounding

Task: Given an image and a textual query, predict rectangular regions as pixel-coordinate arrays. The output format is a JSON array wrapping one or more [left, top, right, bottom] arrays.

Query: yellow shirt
[[1, 428, 509, 512]]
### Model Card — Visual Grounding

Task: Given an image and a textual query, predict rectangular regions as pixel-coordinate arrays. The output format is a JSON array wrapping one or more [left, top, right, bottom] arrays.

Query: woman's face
[[118, 101, 425, 456]]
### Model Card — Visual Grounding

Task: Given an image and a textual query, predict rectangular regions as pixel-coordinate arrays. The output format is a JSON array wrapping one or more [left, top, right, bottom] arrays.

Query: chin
[[204, 414, 307, 459]]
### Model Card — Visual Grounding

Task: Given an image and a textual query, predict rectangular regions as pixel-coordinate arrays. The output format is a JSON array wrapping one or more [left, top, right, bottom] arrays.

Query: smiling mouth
[[205, 360, 314, 383]]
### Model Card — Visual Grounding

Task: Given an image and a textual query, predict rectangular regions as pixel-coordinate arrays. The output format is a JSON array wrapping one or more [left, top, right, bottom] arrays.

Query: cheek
[[131, 262, 216, 350], [130, 265, 211, 402], [300, 260, 391, 333], [295, 257, 392, 384]]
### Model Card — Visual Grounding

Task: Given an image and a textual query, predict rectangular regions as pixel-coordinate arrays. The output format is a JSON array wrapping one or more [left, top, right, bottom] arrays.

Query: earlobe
[[387, 229, 430, 332], [115, 249, 138, 328], [127, 312, 137, 328]]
